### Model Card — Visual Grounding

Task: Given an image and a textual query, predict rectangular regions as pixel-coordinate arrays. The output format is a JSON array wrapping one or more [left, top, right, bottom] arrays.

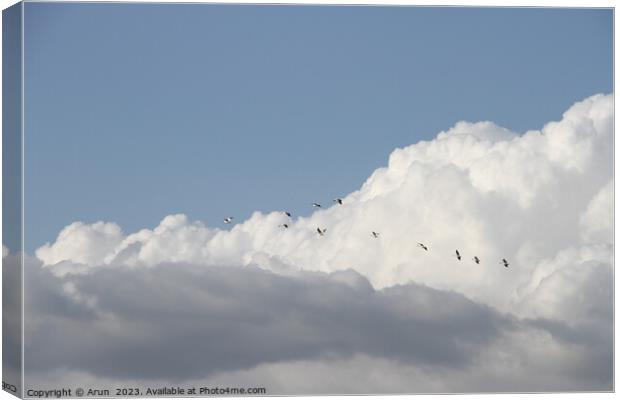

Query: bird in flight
[[312, 203, 322, 208], [279, 224, 289, 229], [283, 211, 292, 217], [455, 249, 462, 260], [317, 227, 327, 236], [417, 243, 428, 251], [224, 217, 234, 224], [333, 198, 343, 205], [473, 256, 480, 264], [501, 258, 509, 268], [371, 231, 380, 238]]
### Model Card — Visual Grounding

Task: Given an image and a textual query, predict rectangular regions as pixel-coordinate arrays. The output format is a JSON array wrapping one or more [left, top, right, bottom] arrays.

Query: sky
[[6, 2, 614, 395], [22, 3, 612, 252]]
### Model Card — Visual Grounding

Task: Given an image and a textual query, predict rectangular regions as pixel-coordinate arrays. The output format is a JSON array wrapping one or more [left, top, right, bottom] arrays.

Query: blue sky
[[23, 3, 612, 251]]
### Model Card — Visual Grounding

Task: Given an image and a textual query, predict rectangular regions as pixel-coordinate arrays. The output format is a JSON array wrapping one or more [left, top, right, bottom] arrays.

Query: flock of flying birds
[[223, 198, 511, 268]]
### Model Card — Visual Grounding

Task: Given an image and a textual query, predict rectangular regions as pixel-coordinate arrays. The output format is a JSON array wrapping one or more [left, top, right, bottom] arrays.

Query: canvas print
[[2, 2, 614, 397]]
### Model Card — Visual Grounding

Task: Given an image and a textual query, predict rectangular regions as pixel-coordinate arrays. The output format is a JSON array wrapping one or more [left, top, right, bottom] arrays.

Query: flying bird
[[371, 231, 380, 238], [312, 203, 322, 208], [455, 249, 462, 260], [417, 243, 428, 251], [283, 211, 292, 217], [224, 217, 234, 224], [473, 256, 480, 264], [501, 258, 509, 268], [333, 198, 343, 205], [279, 224, 289, 229], [317, 227, 327, 236]]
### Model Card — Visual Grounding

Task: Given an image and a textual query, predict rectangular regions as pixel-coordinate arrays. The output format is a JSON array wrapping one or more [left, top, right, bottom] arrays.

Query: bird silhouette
[[317, 227, 327, 236], [333, 198, 343, 205], [312, 203, 322, 208], [224, 217, 234, 224], [371, 231, 380, 238], [473, 256, 480, 264], [417, 243, 428, 251], [455, 249, 462, 260], [501, 258, 509, 268]]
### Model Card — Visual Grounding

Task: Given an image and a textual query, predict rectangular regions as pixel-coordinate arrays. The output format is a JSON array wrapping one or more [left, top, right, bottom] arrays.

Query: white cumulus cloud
[[36, 221, 124, 266], [35, 93, 613, 312]]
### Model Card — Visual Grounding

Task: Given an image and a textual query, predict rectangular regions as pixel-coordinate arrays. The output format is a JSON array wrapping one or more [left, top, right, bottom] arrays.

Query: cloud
[[23, 93, 613, 392], [23, 254, 509, 379], [35, 221, 124, 266], [3, 250, 22, 392], [35, 94, 613, 308], [580, 180, 613, 243], [18, 254, 611, 392], [22, 350, 611, 395]]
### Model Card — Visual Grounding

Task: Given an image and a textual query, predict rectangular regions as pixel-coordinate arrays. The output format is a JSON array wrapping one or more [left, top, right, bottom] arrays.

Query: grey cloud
[[3, 252, 23, 393], [24, 257, 512, 381], [21, 255, 612, 392]]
